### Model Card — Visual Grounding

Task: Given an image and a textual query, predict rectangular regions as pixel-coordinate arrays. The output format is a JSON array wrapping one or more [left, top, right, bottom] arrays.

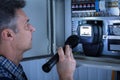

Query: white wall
[[21, 59, 59, 80], [21, 59, 112, 80], [23, 0, 50, 58]]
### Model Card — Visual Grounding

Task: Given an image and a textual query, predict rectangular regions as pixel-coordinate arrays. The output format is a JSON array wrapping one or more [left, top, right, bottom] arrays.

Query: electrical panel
[[70, 0, 120, 57]]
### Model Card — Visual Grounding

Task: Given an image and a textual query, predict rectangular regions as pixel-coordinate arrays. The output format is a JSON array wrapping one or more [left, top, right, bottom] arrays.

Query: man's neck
[[0, 46, 22, 66]]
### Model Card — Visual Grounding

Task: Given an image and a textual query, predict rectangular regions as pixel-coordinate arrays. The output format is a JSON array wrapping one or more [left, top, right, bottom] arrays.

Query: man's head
[[0, 0, 26, 35], [0, 0, 35, 63]]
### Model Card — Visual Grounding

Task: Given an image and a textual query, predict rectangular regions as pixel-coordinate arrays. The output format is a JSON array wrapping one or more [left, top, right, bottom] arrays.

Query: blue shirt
[[0, 56, 28, 80]]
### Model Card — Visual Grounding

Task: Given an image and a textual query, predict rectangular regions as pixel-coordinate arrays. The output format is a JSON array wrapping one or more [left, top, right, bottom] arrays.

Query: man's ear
[[1, 29, 15, 41]]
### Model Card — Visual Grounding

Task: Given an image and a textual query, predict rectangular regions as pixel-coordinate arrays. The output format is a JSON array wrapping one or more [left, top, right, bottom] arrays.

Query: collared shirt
[[0, 56, 28, 80]]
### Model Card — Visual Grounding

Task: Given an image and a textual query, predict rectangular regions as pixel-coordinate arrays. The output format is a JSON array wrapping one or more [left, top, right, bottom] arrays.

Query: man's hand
[[57, 45, 76, 80]]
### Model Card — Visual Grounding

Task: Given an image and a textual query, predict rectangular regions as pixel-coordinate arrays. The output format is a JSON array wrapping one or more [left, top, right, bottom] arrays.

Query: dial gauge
[[112, 25, 120, 35]]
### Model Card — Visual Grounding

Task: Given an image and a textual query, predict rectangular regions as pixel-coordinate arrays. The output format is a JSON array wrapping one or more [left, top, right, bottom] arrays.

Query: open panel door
[[23, 0, 55, 60]]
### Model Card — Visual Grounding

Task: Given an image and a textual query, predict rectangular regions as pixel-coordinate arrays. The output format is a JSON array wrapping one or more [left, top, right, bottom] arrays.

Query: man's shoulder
[[0, 66, 13, 80], [0, 77, 13, 80]]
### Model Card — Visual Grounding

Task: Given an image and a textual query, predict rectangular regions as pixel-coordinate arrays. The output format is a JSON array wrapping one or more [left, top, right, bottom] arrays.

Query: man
[[0, 0, 76, 80]]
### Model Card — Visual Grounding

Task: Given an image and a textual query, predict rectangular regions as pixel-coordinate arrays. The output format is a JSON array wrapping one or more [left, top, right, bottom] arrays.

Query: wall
[[23, 0, 50, 58], [54, 0, 65, 47], [21, 59, 112, 80], [21, 59, 59, 80]]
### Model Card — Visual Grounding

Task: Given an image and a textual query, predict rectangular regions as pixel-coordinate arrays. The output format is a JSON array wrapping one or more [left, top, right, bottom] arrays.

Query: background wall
[[21, 0, 112, 80], [23, 0, 50, 58], [21, 59, 112, 80]]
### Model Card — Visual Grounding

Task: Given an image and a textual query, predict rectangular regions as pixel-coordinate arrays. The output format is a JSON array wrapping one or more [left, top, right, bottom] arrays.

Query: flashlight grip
[[42, 53, 59, 73]]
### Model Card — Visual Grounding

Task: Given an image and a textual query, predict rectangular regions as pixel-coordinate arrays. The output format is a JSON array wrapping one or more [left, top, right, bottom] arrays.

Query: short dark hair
[[0, 0, 26, 36]]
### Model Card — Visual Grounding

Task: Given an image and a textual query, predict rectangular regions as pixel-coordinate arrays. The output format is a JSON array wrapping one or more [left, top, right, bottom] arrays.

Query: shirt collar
[[0, 56, 26, 80]]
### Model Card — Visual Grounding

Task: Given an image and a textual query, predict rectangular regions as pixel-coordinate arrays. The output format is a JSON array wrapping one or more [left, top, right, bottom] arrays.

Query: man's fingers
[[70, 48, 74, 59], [65, 45, 71, 58], [58, 45, 74, 61], [58, 47, 65, 61]]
